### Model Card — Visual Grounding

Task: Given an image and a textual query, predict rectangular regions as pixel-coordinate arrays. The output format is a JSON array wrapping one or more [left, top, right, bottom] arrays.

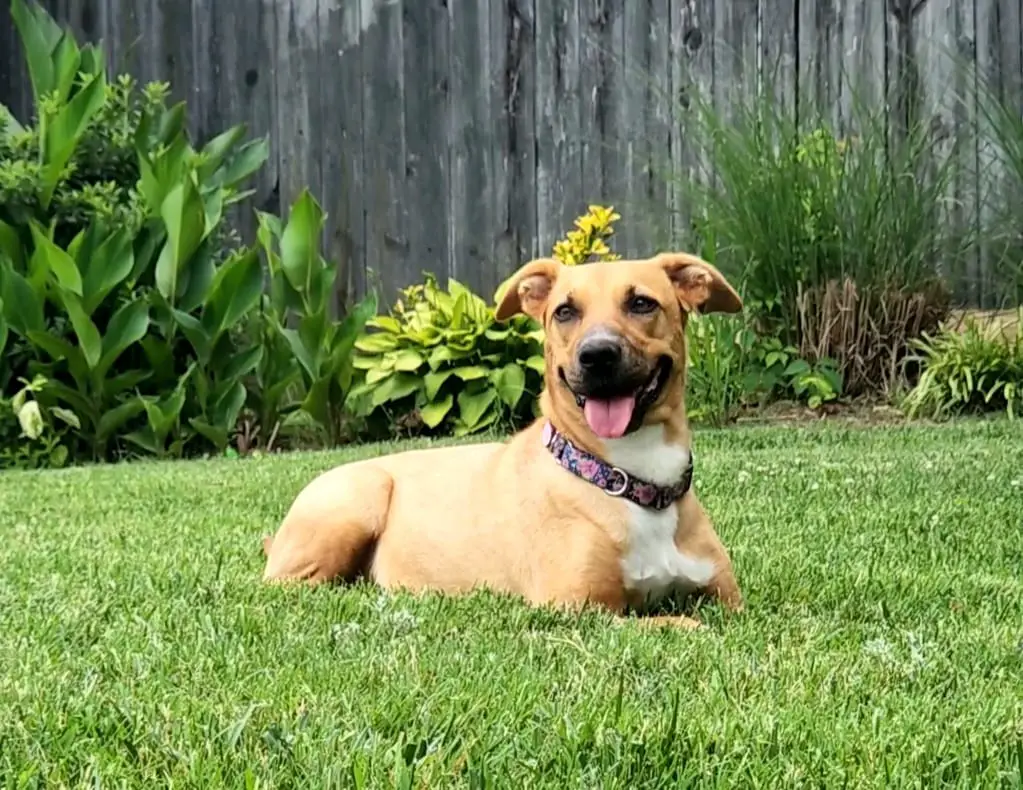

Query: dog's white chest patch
[[605, 426, 716, 603]]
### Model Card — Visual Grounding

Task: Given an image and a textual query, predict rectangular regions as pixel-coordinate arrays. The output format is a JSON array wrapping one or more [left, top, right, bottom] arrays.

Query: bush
[[969, 56, 1023, 306], [0, 0, 269, 461], [253, 190, 377, 448], [348, 274, 544, 437], [350, 205, 623, 438], [676, 82, 967, 396], [685, 314, 843, 426], [903, 310, 1023, 420]]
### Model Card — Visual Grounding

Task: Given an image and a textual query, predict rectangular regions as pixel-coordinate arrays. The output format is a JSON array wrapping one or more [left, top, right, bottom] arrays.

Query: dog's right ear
[[494, 258, 562, 322]]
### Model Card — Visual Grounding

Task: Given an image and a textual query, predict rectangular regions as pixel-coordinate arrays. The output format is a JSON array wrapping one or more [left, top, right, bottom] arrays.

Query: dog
[[261, 252, 745, 629]]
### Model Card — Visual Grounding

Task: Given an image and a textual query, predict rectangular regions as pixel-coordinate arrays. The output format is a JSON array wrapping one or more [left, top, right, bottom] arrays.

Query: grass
[[1, 421, 1022, 788]]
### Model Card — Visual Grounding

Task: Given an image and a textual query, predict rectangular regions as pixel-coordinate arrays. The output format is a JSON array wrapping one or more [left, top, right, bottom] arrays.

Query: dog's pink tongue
[[583, 396, 636, 439]]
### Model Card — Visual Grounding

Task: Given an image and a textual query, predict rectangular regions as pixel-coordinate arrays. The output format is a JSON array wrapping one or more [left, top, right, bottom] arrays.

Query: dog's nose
[[578, 337, 623, 375]]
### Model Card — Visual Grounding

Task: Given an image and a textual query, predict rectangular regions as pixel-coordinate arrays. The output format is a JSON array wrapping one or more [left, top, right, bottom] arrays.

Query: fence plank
[[670, 0, 716, 245], [762, 0, 797, 120], [0, 0, 31, 122], [535, 0, 583, 252], [448, 1, 493, 291], [320, 0, 365, 309], [975, 0, 1022, 306], [713, 0, 757, 122], [401, 0, 448, 295], [911, 0, 965, 290], [621, 0, 672, 256], [836, 0, 888, 131], [579, 0, 621, 221], [361, 0, 408, 302], [189, 0, 279, 248], [506, 0, 539, 271]]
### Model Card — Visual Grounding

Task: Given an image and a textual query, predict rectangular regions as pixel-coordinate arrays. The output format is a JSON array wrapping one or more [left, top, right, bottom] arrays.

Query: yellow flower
[[551, 204, 622, 266]]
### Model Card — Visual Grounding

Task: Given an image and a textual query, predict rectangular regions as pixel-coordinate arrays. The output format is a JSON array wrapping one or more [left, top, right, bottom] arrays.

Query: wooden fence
[[2, 0, 1021, 307]]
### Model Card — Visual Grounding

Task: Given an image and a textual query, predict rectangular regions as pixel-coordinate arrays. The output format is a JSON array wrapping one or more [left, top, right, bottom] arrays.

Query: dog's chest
[[618, 503, 714, 602], [605, 427, 716, 603]]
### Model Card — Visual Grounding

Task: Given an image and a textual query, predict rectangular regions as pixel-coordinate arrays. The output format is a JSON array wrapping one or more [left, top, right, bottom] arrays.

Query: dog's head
[[495, 252, 741, 439]]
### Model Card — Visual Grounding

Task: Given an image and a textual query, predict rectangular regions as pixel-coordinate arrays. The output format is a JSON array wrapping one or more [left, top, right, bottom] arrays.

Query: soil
[[730, 398, 911, 428]]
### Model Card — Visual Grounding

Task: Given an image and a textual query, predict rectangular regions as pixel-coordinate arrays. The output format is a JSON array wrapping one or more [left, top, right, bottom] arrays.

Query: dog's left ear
[[652, 252, 743, 314], [494, 257, 562, 322]]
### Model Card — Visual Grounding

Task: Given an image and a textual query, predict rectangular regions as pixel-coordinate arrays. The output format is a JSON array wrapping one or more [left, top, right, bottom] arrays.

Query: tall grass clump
[[968, 61, 1023, 307], [674, 77, 971, 395]]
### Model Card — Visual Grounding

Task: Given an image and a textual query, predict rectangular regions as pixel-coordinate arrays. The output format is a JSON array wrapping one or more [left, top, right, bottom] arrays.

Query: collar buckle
[[605, 467, 629, 497]]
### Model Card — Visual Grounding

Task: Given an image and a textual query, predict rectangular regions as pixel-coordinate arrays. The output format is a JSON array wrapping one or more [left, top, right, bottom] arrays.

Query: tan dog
[[261, 252, 744, 628]]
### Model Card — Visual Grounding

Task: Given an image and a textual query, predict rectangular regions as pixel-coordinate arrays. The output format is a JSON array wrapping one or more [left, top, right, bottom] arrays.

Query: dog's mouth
[[559, 356, 673, 440]]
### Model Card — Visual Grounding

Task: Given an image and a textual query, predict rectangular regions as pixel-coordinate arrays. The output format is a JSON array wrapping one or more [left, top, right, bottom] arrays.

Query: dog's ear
[[494, 257, 562, 322], [652, 252, 743, 314]]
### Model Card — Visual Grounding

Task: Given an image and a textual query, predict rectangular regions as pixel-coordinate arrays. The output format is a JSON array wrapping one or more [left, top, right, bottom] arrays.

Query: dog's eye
[[628, 295, 659, 314], [552, 303, 577, 323]]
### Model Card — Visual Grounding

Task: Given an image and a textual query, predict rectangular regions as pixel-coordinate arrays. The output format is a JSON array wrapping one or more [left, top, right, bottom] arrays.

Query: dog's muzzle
[[560, 329, 672, 440]]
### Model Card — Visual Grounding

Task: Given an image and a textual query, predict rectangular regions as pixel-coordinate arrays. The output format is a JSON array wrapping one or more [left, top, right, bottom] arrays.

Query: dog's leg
[[704, 564, 744, 612], [263, 465, 394, 584]]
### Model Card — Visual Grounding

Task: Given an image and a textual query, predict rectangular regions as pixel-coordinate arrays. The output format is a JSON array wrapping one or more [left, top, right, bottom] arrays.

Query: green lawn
[[1, 420, 1021, 788]]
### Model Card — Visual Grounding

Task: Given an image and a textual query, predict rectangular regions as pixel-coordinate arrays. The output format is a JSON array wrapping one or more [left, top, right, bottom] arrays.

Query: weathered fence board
[[361, 0, 408, 300], [2, 0, 1022, 307], [506, 0, 538, 283], [320, 0, 363, 306], [402, 0, 448, 294]]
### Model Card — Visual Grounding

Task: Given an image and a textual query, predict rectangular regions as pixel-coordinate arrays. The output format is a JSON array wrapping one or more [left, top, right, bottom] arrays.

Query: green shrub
[[969, 57, 1023, 305], [685, 314, 843, 426], [253, 190, 377, 447], [351, 205, 631, 438], [348, 274, 543, 437], [903, 311, 1023, 420], [675, 81, 966, 395], [1, 0, 269, 461]]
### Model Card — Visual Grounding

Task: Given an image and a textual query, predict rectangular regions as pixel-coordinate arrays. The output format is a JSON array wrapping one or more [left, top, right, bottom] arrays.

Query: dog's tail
[[261, 535, 274, 556]]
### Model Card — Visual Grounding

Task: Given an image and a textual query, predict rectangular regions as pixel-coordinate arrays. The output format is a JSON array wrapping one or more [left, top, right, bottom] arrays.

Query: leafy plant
[[0, 374, 78, 469], [351, 205, 628, 438], [6, 0, 107, 210], [674, 78, 967, 396], [255, 190, 377, 447], [349, 274, 544, 437], [1, 0, 270, 461], [903, 310, 1023, 420], [685, 315, 844, 425]]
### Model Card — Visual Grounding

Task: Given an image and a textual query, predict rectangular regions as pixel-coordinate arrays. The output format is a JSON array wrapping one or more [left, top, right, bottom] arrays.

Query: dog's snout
[[577, 336, 623, 375]]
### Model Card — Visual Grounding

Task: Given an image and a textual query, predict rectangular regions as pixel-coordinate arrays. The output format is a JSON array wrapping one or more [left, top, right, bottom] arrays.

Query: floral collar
[[541, 421, 694, 510]]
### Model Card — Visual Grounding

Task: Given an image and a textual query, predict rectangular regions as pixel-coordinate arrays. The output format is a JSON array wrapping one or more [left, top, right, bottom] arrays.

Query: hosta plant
[[903, 311, 1023, 420], [349, 274, 545, 437]]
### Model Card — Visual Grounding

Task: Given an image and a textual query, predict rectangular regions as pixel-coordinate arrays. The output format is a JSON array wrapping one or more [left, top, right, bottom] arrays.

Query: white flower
[[16, 400, 43, 440]]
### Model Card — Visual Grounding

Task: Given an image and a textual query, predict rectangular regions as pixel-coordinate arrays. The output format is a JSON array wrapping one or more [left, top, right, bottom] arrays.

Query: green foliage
[[904, 312, 1023, 420], [255, 190, 378, 447], [685, 315, 844, 426], [349, 274, 544, 437], [966, 54, 1023, 305], [676, 82, 965, 390], [0, 0, 270, 461], [0, 374, 77, 469]]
